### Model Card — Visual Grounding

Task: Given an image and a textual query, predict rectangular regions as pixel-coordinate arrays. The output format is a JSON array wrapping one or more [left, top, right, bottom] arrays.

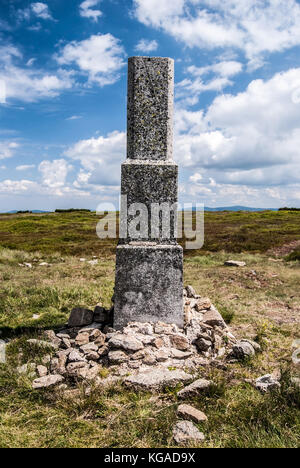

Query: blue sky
[[1, 0, 300, 211]]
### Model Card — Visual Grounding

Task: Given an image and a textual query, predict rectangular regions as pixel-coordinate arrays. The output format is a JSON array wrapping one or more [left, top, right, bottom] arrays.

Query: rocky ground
[[14, 286, 285, 445], [0, 247, 299, 448]]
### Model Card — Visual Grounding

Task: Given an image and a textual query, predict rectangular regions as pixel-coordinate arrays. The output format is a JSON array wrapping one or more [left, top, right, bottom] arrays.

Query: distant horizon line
[[1, 205, 291, 214]]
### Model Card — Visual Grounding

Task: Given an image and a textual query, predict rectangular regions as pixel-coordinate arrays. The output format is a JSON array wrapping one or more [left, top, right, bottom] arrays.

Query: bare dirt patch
[[268, 240, 300, 257]]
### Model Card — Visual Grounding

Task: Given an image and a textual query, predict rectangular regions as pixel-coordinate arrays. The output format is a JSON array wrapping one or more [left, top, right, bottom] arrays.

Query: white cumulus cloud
[[65, 130, 126, 186], [31, 2, 53, 20], [174, 66, 300, 206], [135, 39, 158, 53], [133, 0, 300, 68], [38, 159, 73, 188], [79, 0, 102, 22], [0, 45, 73, 103], [56, 34, 126, 86], [0, 141, 19, 160]]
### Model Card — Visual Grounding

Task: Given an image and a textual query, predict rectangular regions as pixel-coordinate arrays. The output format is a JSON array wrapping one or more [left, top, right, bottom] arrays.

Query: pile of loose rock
[[30, 286, 262, 390]]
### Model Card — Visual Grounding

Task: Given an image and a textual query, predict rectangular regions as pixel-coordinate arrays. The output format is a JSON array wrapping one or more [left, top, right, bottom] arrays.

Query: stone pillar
[[114, 57, 183, 329]]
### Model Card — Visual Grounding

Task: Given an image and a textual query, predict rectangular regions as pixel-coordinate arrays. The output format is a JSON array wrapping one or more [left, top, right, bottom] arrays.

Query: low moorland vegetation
[[0, 211, 299, 448]]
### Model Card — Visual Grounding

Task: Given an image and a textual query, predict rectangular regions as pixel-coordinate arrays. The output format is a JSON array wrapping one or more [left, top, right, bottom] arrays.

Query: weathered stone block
[[68, 308, 94, 328], [120, 160, 178, 243], [114, 244, 183, 329], [127, 56, 174, 161]]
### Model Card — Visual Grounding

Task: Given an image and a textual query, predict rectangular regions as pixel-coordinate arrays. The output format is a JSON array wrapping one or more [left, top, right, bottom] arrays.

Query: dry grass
[[0, 210, 299, 448]]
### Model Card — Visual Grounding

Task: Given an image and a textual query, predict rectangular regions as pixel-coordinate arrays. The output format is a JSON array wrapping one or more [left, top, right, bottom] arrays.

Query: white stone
[[224, 260, 246, 267], [255, 374, 281, 393], [177, 379, 212, 399], [124, 369, 193, 391], [173, 421, 205, 445], [177, 404, 208, 423], [32, 374, 64, 389], [68, 350, 86, 363], [109, 334, 144, 352]]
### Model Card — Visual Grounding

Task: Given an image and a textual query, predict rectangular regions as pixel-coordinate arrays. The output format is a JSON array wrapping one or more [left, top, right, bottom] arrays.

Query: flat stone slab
[[202, 306, 227, 329], [124, 369, 193, 391], [114, 244, 183, 329], [177, 379, 212, 399], [173, 421, 205, 445], [224, 260, 246, 267], [109, 334, 144, 352], [177, 404, 208, 423], [32, 374, 64, 389]]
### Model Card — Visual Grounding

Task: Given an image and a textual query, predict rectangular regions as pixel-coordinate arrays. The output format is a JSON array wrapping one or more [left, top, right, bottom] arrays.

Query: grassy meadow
[[0, 210, 299, 448]]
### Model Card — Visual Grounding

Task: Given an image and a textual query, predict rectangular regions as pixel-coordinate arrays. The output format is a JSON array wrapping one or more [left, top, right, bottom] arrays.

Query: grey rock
[[171, 349, 193, 360], [85, 351, 100, 361], [17, 363, 37, 378], [32, 374, 64, 389], [41, 354, 51, 365], [89, 329, 105, 344], [241, 339, 261, 353], [177, 379, 212, 399], [195, 338, 212, 352], [255, 374, 281, 393], [127, 322, 154, 335], [108, 350, 129, 364], [173, 421, 205, 445], [114, 58, 183, 329], [143, 353, 157, 366], [56, 333, 71, 340], [124, 369, 192, 391], [80, 343, 98, 354], [68, 308, 94, 328], [27, 339, 58, 351], [109, 333, 144, 352], [43, 330, 61, 347], [186, 285, 196, 298], [94, 306, 108, 324], [75, 332, 90, 346], [202, 306, 227, 329], [170, 334, 189, 351], [154, 322, 179, 335], [85, 365, 102, 381], [195, 298, 212, 311], [36, 365, 48, 377], [224, 260, 246, 267], [131, 349, 146, 360], [155, 348, 170, 362], [66, 362, 89, 377], [60, 337, 71, 349], [291, 377, 300, 388], [98, 345, 109, 357], [68, 350, 86, 363], [177, 404, 208, 423], [231, 341, 255, 361]]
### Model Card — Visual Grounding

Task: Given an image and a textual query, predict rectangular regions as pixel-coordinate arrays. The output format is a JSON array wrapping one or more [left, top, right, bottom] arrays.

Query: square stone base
[[114, 244, 183, 330]]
